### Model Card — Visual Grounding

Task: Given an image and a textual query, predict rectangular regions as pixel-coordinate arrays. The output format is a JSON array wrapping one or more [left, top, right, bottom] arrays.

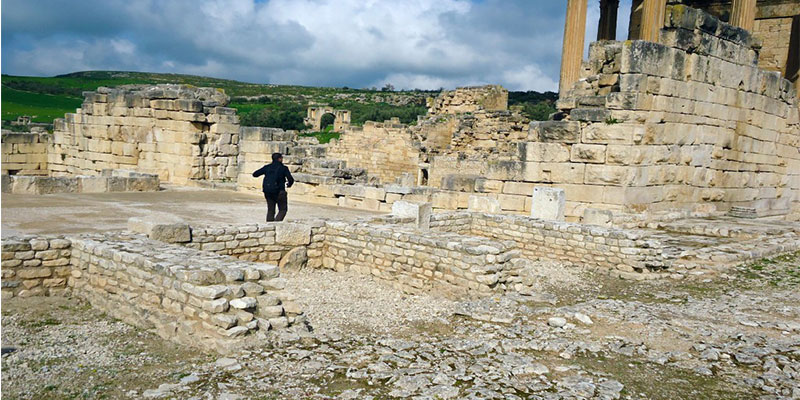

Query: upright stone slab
[[531, 187, 565, 221], [468, 195, 502, 213], [392, 200, 432, 229]]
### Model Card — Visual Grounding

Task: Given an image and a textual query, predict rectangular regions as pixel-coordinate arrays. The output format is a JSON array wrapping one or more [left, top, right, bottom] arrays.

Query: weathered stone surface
[[275, 223, 312, 246], [467, 196, 502, 213], [392, 201, 432, 229], [531, 187, 566, 221]]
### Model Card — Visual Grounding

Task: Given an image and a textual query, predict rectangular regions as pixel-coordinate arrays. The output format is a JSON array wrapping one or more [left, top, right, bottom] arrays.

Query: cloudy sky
[[2, 0, 631, 92]]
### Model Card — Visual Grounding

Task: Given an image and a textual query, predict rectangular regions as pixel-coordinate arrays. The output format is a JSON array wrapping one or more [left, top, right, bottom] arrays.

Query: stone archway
[[304, 106, 351, 132]]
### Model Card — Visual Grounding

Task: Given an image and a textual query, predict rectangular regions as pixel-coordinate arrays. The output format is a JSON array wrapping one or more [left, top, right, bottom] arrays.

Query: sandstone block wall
[[1, 236, 72, 298], [49, 85, 239, 185], [1, 132, 49, 176]]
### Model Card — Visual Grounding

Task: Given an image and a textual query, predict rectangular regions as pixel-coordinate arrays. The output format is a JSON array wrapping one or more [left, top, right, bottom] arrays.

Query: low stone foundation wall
[[319, 220, 527, 297], [1, 236, 72, 298], [1, 233, 306, 353], [1, 170, 159, 195], [184, 221, 325, 269], [466, 213, 667, 273]]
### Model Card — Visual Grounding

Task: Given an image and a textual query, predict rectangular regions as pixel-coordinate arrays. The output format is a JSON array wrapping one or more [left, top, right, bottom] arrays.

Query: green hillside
[[1, 71, 557, 132]]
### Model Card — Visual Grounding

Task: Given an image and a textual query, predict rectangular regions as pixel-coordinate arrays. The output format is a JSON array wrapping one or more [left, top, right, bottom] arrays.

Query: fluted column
[[730, 0, 757, 32], [598, 0, 620, 41], [559, 0, 589, 95], [640, 0, 667, 43]]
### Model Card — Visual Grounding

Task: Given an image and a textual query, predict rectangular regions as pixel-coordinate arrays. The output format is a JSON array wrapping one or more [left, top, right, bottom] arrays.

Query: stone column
[[730, 0, 757, 32], [639, 0, 667, 43], [598, 0, 620, 41], [559, 0, 589, 95]]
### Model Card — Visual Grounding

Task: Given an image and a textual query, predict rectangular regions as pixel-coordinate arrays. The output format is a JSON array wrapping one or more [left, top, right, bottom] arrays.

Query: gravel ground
[[2, 252, 799, 399]]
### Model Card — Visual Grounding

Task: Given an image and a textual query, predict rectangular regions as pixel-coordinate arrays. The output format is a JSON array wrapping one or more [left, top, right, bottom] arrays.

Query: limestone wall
[[1, 132, 49, 176], [236, 127, 296, 192], [69, 234, 304, 350], [1, 236, 72, 298], [2, 170, 159, 195], [49, 85, 239, 185], [465, 213, 666, 273], [319, 220, 524, 297], [552, 5, 800, 217], [1, 232, 306, 352], [427, 85, 509, 115], [184, 221, 324, 270], [326, 120, 420, 184]]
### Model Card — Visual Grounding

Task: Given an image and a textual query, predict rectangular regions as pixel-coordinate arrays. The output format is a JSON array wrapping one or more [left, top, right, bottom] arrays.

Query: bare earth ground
[[0, 186, 381, 237], [2, 253, 799, 400]]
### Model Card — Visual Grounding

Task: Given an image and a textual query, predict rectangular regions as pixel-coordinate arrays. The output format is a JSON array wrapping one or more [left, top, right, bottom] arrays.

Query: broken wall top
[[83, 84, 230, 109], [427, 85, 509, 116]]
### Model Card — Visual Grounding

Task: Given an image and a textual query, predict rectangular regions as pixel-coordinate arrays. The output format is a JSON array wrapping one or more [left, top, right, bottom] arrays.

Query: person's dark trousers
[[264, 191, 288, 222]]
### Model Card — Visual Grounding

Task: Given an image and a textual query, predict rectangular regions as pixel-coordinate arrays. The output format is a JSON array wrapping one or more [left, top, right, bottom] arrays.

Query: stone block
[[127, 216, 191, 243], [531, 187, 565, 221], [570, 144, 607, 163], [518, 142, 570, 162], [77, 176, 109, 193], [582, 208, 613, 226], [441, 174, 480, 192], [275, 223, 312, 245], [468, 196, 502, 213], [392, 200, 432, 229], [530, 121, 581, 143]]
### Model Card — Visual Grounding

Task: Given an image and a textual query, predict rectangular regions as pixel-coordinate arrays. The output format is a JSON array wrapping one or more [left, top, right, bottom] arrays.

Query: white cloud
[[1, 0, 638, 92]]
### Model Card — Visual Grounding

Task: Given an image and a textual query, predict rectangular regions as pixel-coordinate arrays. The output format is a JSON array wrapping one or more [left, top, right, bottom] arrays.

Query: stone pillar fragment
[[559, 0, 589, 95], [730, 0, 756, 32], [639, 0, 666, 43], [531, 187, 566, 221], [598, 0, 620, 41]]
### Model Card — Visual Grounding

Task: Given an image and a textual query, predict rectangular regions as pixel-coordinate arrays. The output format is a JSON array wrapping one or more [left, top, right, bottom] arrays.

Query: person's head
[[272, 153, 283, 163]]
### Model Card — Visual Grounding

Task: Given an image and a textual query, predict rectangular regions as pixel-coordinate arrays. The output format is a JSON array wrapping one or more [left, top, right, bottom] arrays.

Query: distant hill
[[1, 71, 556, 131]]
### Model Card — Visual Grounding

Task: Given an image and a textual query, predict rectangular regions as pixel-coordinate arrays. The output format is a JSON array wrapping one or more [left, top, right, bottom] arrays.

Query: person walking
[[253, 152, 294, 222]]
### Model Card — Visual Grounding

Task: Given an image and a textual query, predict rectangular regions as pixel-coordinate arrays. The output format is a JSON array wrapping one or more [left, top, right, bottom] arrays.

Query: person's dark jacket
[[253, 161, 294, 194]]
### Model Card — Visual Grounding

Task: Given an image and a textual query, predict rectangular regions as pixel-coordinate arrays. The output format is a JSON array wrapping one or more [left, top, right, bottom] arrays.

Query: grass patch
[[301, 129, 340, 144], [1, 86, 82, 123]]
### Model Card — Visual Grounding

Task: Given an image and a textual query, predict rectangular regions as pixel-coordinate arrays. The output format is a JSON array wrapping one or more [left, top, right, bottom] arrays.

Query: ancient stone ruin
[[2, 3, 799, 363]]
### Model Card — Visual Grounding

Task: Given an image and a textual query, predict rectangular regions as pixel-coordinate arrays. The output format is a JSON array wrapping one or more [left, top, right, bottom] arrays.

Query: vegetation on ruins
[[1, 70, 559, 132]]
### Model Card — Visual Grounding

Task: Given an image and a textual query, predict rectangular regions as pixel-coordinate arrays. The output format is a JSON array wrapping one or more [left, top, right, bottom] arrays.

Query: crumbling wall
[[236, 127, 296, 192], [319, 220, 524, 297], [427, 85, 509, 115], [1, 132, 49, 176], [49, 85, 239, 185], [326, 119, 420, 184], [1, 236, 72, 298], [185, 221, 325, 270]]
